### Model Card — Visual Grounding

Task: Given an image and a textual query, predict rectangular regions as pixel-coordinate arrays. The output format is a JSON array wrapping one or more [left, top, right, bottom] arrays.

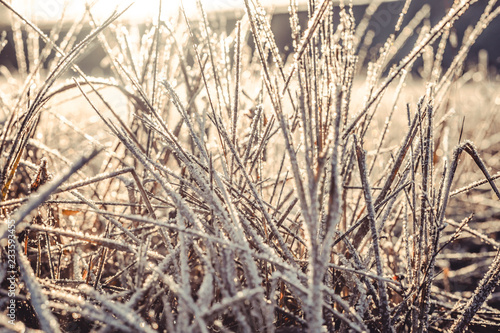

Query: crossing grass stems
[[1, 0, 500, 332]]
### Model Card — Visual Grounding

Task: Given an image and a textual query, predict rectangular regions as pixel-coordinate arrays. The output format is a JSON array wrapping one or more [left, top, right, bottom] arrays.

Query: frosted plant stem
[[342, 0, 478, 140], [2, 148, 101, 239], [15, 240, 62, 333], [450, 250, 500, 333], [70, 190, 140, 244], [354, 135, 394, 333]]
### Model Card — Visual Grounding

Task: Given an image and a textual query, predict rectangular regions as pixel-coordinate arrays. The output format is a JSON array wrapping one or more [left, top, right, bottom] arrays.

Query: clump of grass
[[1, 0, 500, 332]]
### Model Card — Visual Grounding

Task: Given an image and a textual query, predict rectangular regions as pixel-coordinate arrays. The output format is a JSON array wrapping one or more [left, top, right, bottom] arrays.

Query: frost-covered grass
[[1, 0, 500, 332]]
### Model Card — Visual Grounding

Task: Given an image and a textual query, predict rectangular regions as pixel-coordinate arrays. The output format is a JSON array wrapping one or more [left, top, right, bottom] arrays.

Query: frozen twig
[[15, 240, 62, 333], [354, 135, 393, 333]]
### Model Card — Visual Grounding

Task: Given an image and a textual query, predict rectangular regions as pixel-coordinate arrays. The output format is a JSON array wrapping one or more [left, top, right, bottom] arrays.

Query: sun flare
[[7, 0, 393, 24], [9, 0, 236, 23]]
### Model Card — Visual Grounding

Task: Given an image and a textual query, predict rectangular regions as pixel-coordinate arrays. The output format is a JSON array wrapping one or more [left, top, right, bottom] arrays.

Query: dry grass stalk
[[1, 0, 500, 332]]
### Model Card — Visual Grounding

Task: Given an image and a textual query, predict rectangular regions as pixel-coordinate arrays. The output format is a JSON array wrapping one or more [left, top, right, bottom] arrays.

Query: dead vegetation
[[1, 0, 500, 332]]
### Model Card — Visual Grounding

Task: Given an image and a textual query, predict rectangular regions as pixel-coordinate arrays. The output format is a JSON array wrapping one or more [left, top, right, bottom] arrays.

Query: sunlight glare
[[11, 0, 245, 23]]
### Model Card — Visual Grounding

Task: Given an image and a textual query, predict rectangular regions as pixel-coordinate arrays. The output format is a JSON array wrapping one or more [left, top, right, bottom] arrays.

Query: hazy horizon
[[5, 0, 402, 24]]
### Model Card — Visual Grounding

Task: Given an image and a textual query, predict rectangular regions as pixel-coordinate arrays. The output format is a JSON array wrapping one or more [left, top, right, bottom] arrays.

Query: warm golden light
[[9, 0, 234, 23], [9, 0, 400, 24]]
